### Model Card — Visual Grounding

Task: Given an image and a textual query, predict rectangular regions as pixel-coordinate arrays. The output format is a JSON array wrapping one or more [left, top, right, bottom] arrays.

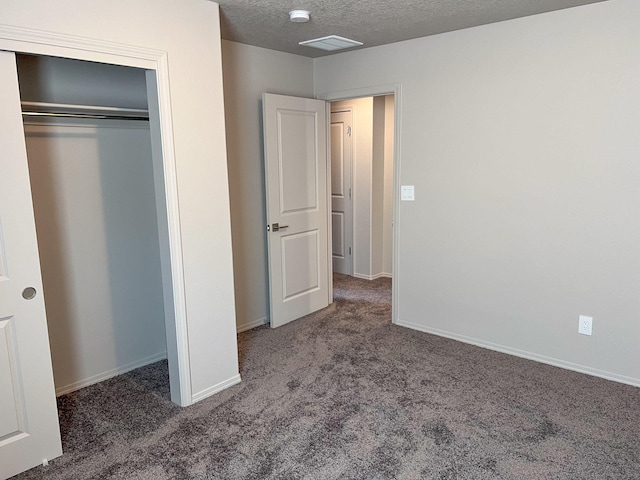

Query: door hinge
[[349, 188, 352, 199], [349, 247, 352, 255], [347, 126, 352, 137]]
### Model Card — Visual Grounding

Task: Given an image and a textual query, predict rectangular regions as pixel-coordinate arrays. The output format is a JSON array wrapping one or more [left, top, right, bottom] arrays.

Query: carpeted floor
[[15, 274, 640, 479]]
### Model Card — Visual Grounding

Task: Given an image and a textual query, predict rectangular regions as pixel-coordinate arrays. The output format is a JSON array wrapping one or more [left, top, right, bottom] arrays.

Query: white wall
[[315, 0, 640, 385], [222, 41, 314, 332], [371, 96, 385, 277], [382, 95, 395, 276], [1, 0, 239, 403], [18, 56, 167, 395], [372, 95, 394, 279]]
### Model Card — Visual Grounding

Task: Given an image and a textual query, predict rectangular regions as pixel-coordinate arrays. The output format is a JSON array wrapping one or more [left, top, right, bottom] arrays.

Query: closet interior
[[17, 54, 170, 398]]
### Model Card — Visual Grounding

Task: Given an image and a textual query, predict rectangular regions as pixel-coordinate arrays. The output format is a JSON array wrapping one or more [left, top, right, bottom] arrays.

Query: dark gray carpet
[[15, 274, 640, 479]]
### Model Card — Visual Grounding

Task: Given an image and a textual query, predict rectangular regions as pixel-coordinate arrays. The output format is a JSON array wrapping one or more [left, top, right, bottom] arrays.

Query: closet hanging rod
[[21, 101, 149, 121], [22, 111, 150, 121]]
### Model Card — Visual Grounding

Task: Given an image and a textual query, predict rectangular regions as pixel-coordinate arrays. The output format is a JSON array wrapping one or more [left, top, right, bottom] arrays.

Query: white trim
[[237, 317, 269, 333], [368, 103, 374, 279], [396, 319, 640, 388], [191, 374, 242, 403], [353, 272, 392, 281], [326, 102, 334, 303], [317, 84, 402, 324], [54, 352, 167, 396], [152, 53, 192, 406], [317, 84, 400, 102], [373, 272, 392, 279], [0, 24, 192, 406], [0, 24, 157, 67]]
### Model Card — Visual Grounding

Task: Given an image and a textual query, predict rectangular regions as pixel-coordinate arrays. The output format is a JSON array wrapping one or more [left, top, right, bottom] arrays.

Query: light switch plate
[[401, 185, 415, 201]]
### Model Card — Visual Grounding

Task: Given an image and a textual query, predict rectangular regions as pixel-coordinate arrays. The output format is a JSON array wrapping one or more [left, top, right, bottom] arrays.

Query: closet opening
[[16, 54, 177, 405]]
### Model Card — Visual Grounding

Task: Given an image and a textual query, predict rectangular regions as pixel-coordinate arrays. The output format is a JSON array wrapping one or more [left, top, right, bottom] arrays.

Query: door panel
[[0, 317, 24, 438], [331, 123, 345, 196], [330, 110, 353, 275], [279, 111, 318, 212], [0, 51, 62, 479], [331, 212, 345, 258], [263, 93, 329, 328], [282, 230, 320, 300]]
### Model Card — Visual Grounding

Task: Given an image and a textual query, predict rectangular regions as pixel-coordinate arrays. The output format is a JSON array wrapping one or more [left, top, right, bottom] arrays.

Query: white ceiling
[[216, 0, 607, 58]]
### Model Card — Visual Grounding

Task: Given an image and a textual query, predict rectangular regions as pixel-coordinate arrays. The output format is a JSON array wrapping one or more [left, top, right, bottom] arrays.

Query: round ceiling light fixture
[[289, 10, 310, 23]]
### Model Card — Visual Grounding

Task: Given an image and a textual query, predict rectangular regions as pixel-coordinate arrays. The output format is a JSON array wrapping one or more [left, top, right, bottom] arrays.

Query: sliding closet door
[[0, 51, 62, 478]]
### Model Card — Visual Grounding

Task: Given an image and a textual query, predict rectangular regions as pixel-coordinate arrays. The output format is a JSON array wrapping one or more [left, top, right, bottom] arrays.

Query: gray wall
[[18, 56, 166, 394], [314, 0, 640, 385], [17, 55, 148, 109], [222, 40, 314, 331]]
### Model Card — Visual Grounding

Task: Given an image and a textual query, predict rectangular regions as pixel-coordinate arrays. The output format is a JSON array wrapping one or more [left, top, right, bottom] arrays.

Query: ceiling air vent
[[299, 35, 363, 52]]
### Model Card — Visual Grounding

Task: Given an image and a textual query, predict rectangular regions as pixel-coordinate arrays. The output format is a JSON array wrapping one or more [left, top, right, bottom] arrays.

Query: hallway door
[[330, 110, 353, 275]]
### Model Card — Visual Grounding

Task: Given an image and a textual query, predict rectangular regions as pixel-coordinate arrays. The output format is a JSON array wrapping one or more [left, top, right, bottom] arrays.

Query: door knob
[[22, 287, 37, 300], [271, 223, 289, 232]]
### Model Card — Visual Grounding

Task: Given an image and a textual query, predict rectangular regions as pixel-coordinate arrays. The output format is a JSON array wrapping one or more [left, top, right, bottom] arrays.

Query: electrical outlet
[[578, 315, 593, 336]]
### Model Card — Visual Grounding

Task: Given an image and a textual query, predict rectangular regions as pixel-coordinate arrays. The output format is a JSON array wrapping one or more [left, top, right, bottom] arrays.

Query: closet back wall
[[17, 55, 167, 395]]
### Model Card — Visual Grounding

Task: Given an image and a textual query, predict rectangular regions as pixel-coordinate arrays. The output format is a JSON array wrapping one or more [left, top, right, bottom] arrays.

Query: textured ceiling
[[216, 0, 607, 57]]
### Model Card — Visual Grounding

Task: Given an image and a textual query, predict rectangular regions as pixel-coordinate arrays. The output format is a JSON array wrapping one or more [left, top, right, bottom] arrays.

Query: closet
[[16, 54, 169, 396]]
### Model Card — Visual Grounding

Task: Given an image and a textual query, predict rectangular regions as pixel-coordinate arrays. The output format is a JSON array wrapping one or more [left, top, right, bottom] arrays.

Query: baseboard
[[191, 374, 242, 403], [374, 272, 393, 279], [55, 351, 168, 396], [395, 319, 640, 388], [353, 272, 392, 281], [237, 316, 269, 333]]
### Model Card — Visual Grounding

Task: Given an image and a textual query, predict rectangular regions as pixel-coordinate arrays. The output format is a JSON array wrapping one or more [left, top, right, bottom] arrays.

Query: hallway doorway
[[330, 95, 395, 285]]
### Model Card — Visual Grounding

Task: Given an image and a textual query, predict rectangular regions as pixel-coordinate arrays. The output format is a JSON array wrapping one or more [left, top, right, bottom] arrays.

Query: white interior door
[[263, 93, 329, 328], [330, 110, 353, 276], [0, 51, 62, 479]]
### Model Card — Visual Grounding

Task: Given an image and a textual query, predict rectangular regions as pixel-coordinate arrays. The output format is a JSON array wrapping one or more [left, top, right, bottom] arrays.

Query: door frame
[[0, 25, 192, 405], [317, 84, 401, 324]]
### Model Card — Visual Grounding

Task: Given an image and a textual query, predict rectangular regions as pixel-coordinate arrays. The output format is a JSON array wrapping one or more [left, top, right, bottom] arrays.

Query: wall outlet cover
[[578, 315, 593, 336]]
